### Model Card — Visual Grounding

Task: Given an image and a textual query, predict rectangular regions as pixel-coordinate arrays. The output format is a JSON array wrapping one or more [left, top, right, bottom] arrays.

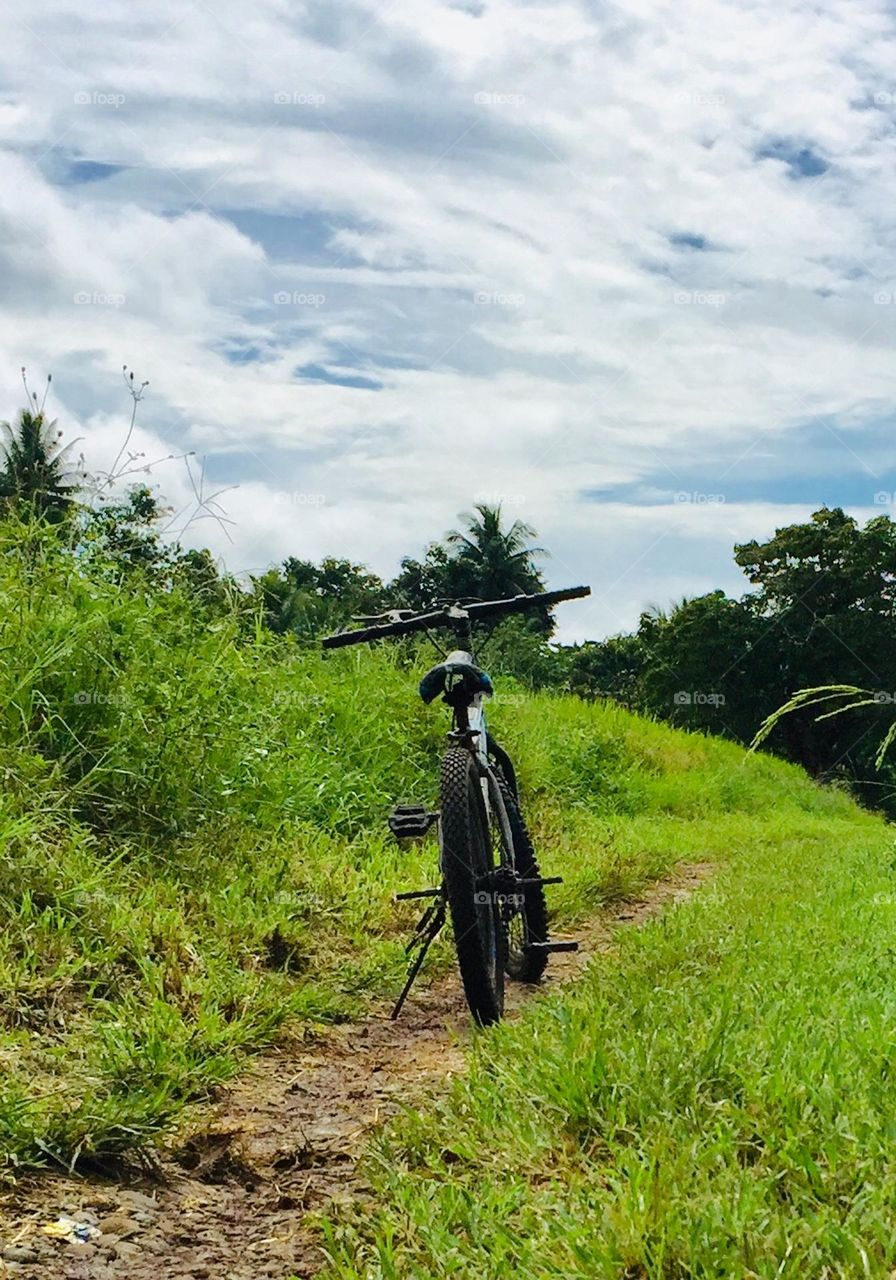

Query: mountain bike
[[322, 585, 591, 1025]]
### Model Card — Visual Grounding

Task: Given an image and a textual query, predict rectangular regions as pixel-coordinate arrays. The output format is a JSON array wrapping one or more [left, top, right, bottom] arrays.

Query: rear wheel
[[497, 773, 550, 983], [440, 747, 504, 1025]]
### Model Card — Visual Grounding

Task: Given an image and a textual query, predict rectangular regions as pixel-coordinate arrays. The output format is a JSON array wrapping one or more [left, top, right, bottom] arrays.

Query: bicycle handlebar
[[321, 585, 591, 649]]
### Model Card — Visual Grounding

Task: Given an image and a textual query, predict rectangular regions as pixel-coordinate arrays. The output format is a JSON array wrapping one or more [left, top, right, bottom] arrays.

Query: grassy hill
[[320, 770, 895, 1276], [0, 518, 882, 1207]]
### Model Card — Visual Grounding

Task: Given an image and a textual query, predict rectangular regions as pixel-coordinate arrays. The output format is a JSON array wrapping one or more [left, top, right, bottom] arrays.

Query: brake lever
[[351, 610, 417, 624]]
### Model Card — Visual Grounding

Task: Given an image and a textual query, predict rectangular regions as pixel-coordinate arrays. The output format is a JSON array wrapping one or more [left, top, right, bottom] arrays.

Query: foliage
[[323, 794, 893, 1279], [391, 503, 548, 625], [0, 511, 850, 1176], [753, 683, 896, 774], [0, 409, 81, 523], [479, 616, 568, 690], [577, 509, 896, 813], [78, 485, 172, 575], [390, 540, 470, 612], [445, 502, 547, 600], [565, 632, 646, 706], [252, 556, 388, 640], [636, 593, 781, 744], [734, 504, 896, 621]]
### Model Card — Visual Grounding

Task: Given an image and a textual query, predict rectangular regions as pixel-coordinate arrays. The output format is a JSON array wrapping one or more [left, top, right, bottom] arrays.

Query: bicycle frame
[[466, 715, 518, 866], [437, 617, 516, 873], [322, 584, 590, 1019]]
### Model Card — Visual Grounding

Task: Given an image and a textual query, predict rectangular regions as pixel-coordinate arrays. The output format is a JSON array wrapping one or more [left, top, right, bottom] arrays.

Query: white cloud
[[3, 0, 896, 637]]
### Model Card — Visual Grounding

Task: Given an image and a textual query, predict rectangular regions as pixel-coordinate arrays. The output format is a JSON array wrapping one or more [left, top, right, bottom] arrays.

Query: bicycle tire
[[497, 772, 550, 983], [440, 746, 504, 1025]]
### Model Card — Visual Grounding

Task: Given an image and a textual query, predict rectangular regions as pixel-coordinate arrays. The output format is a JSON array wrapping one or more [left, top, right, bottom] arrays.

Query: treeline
[[569, 506, 896, 812], [4, 403, 896, 811], [252, 503, 550, 639], [0, 403, 558, 655]]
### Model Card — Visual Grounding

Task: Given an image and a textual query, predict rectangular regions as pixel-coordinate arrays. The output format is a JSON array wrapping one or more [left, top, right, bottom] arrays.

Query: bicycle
[[322, 584, 591, 1025]]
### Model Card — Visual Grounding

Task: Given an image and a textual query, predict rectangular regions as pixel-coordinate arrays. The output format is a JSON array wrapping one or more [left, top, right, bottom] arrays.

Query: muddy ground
[[0, 862, 712, 1280]]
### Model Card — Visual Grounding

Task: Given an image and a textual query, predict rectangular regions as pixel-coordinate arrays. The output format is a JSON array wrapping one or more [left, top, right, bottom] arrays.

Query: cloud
[[3, 0, 896, 638]]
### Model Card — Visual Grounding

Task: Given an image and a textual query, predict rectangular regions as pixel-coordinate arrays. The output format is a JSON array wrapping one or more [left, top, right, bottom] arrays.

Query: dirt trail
[[0, 862, 712, 1280]]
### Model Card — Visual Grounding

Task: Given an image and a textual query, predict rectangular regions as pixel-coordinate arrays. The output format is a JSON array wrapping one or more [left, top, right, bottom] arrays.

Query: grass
[[0, 516, 883, 1230], [319, 790, 896, 1277]]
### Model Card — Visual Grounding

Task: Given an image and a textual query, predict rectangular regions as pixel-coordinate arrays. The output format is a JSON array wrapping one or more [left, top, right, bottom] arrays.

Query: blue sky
[[3, 0, 896, 640]]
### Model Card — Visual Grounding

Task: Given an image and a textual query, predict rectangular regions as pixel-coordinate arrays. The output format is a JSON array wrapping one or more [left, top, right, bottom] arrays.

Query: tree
[[0, 410, 81, 522], [481, 615, 569, 690], [80, 486, 169, 575], [390, 542, 470, 612], [635, 593, 782, 746], [579, 508, 896, 813], [390, 503, 550, 635], [77, 485, 230, 616], [254, 557, 388, 640], [734, 507, 896, 796], [565, 633, 646, 707], [445, 503, 547, 600], [734, 506, 896, 626]]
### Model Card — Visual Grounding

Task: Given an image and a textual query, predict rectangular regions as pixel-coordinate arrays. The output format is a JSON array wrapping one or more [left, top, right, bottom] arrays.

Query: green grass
[[0, 517, 882, 1222], [319, 794, 896, 1277]]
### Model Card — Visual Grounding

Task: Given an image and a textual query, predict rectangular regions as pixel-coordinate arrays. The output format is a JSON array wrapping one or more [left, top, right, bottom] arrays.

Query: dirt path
[[0, 863, 712, 1280]]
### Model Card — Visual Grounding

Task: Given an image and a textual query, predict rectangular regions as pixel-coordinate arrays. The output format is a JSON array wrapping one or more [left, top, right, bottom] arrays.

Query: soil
[[0, 862, 713, 1280]]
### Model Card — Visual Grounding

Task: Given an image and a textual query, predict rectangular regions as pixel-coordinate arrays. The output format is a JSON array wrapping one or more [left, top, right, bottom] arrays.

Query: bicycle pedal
[[388, 805, 439, 840], [523, 939, 579, 954]]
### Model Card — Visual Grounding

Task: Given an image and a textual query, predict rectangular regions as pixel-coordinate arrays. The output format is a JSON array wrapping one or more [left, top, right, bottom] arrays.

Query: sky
[[3, 0, 896, 641]]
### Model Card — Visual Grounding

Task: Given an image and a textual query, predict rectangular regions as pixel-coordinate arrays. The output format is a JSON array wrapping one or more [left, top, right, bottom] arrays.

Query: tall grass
[[0, 517, 862, 1179], [322, 804, 896, 1278]]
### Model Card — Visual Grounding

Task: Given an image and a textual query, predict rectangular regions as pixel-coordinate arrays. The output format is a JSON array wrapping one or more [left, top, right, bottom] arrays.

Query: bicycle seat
[[419, 651, 494, 704]]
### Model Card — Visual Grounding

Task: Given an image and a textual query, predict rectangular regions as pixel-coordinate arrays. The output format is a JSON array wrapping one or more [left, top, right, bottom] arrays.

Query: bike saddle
[[419, 651, 494, 704]]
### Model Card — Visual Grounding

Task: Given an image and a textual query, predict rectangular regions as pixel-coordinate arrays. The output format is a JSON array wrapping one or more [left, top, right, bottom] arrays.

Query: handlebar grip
[[465, 584, 591, 620], [536, 585, 591, 606], [321, 625, 386, 648], [322, 608, 448, 648]]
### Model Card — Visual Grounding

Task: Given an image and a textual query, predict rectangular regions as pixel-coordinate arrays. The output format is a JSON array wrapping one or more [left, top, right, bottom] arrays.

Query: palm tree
[[446, 503, 547, 599], [0, 409, 81, 522]]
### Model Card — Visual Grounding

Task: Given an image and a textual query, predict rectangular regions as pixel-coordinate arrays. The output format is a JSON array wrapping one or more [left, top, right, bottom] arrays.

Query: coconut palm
[[446, 503, 547, 599], [0, 409, 81, 522]]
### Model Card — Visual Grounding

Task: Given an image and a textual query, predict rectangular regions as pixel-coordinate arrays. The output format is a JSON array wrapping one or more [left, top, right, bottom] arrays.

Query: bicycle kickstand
[[391, 891, 446, 1020]]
